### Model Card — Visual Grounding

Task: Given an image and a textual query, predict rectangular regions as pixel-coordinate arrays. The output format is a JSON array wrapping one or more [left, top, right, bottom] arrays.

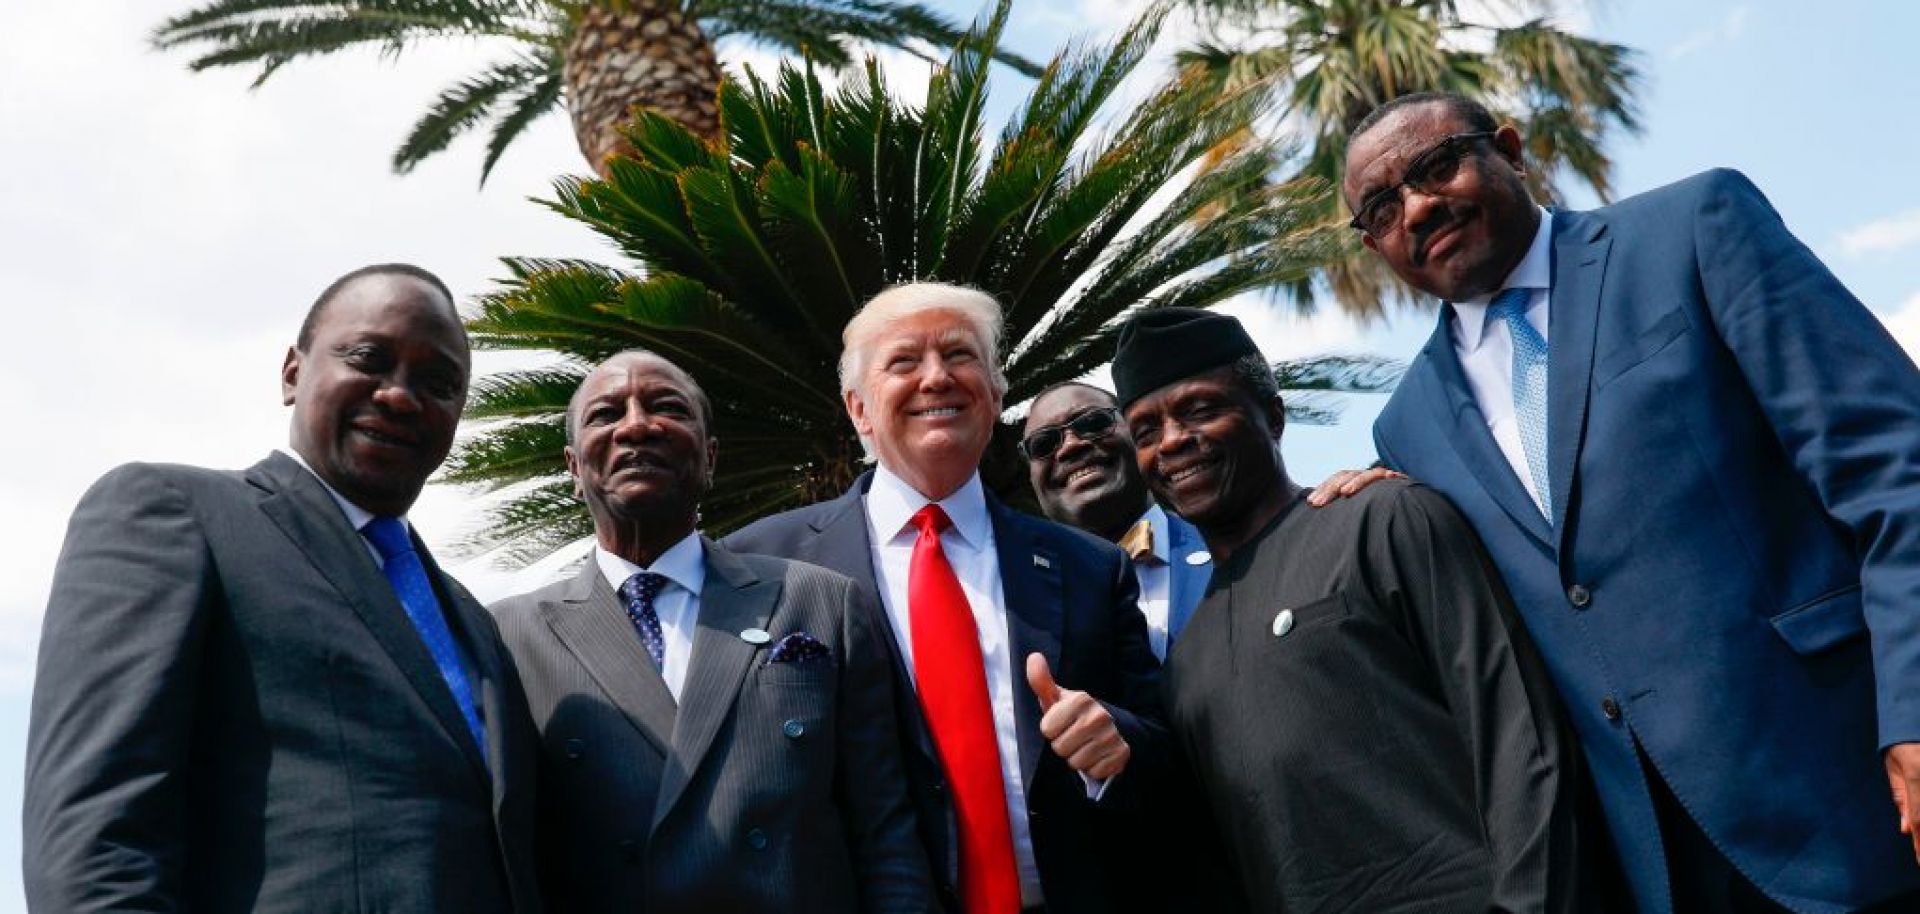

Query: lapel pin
[[740, 628, 772, 645], [1185, 551, 1211, 566], [1033, 555, 1051, 569], [1271, 609, 1295, 638]]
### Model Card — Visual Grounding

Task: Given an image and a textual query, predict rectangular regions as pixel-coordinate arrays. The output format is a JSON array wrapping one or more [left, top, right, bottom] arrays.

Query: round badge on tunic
[[740, 627, 772, 645], [1184, 550, 1211, 566], [1271, 609, 1295, 638]]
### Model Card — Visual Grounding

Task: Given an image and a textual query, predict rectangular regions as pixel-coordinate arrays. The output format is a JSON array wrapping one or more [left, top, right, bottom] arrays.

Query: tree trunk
[[564, 1, 724, 177]]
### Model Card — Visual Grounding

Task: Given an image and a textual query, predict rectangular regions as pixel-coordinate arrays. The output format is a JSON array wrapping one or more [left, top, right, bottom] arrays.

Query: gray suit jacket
[[24, 452, 541, 913], [491, 539, 935, 913]]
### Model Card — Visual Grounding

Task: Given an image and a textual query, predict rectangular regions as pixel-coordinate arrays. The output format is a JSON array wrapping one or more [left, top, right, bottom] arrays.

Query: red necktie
[[908, 504, 1020, 914]]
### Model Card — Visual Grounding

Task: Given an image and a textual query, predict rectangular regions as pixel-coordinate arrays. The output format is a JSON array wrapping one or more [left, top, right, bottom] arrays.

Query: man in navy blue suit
[[1020, 382, 1211, 662], [727, 282, 1167, 914], [1355, 91, 1920, 912]]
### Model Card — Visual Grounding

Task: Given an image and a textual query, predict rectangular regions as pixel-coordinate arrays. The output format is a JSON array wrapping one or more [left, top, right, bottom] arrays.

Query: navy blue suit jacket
[[725, 471, 1168, 914], [1374, 169, 1920, 914], [1162, 510, 1212, 652]]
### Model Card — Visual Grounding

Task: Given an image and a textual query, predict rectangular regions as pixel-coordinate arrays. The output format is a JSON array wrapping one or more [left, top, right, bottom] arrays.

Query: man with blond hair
[[728, 282, 1169, 914]]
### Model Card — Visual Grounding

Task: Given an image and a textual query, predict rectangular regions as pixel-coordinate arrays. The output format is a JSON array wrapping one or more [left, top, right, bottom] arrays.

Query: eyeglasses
[[1019, 407, 1120, 461], [1348, 131, 1496, 236]]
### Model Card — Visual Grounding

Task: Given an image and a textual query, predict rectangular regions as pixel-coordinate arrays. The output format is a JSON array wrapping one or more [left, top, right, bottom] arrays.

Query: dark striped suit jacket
[[490, 538, 936, 913]]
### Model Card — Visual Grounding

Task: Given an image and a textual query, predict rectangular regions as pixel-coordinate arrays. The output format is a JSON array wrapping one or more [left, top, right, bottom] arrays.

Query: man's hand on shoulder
[[1305, 466, 1405, 507], [1026, 653, 1130, 782], [1885, 742, 1920, 865]]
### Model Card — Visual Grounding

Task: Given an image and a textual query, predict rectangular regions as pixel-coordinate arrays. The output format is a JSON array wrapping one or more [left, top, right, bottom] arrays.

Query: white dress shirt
[[1131, 504, 1173, 661], [1449, 205, 1555, 513], [281, 448, 399, 566], [863, 466, 1076, 907], [592, 532, 706, 703]]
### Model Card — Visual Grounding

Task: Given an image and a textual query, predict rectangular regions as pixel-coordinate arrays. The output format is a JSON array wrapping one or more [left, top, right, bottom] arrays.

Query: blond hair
[[838, 282, 1008, 397]]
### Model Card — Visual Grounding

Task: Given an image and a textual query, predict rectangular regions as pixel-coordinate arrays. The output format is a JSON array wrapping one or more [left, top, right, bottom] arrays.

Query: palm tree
[[439, 0, 1347, 562], [152, 0, 1041, 183], [1176, 0, 1642, 316]]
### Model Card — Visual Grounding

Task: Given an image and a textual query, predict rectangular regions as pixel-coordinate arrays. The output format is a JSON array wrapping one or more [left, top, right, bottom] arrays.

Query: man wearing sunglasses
[[1020, 384, 1211, 663], [1353, 91, 1920, 913]]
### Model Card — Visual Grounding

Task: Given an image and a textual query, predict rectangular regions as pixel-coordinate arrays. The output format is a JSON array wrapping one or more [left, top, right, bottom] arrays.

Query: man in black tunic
[[1111, 308, 1595, 913]]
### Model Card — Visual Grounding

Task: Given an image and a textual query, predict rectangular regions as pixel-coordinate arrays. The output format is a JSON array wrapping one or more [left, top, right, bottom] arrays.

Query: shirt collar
[[1140, 502, 1171, 564], [865, 464, 992, 551], [1452, 205, 1553, 352], [594, 531, 706, 597], [280, 447, 393, 535]]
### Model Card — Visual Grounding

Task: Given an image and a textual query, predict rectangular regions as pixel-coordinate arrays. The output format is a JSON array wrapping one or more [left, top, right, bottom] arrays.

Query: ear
[[701, 436, 719, 491], [1264, 394, 1287, 441], [563, 445, 584, 500], [1360, 232, 1381, 254], [1492, 124, 1526, 175], [844, 387, 873, 438], [280, 346, 301, 406]]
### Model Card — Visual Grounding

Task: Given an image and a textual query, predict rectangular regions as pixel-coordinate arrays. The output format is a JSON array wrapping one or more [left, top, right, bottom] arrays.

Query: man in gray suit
[[491, 350, 935, 912], [24, 264, 541, 912]]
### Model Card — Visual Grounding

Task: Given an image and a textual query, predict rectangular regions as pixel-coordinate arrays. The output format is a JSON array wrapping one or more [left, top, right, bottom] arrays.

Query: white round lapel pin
[[1271, 609, 1295, 638], [1184, 550, 1211, 566], [740, 628, 772, 645]]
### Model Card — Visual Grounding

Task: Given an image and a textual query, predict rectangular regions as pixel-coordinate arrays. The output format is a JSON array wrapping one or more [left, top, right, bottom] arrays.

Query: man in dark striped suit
[[490, 350, 935, 913]]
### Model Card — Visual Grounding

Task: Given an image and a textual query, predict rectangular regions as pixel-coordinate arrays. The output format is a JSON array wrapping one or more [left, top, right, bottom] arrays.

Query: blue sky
[[1, 0, 1915, 906]]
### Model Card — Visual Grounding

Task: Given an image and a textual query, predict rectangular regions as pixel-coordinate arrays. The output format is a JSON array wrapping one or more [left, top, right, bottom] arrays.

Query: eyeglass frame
[[1018, 406, 1122, 461], [1347, 130, 1498, 235]]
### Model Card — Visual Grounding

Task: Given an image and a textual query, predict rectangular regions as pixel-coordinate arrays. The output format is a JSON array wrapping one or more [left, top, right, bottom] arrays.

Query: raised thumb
[[1026, 652, 1061, 711]]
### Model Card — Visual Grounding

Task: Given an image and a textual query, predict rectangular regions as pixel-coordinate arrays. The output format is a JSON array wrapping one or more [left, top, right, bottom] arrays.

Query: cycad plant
[[153, 0, 1039, 183], [442, 0, 1344, 561], [1177, 0, 1641, 316]]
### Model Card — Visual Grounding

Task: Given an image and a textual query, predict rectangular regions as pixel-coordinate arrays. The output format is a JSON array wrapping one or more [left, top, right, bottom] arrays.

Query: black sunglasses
[[1019, 407, 1120, 461], [1348, 131, 1497, 236]]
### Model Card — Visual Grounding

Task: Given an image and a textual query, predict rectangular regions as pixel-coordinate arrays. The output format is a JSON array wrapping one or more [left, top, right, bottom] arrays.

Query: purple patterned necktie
[[361, 516, 488, 766], [618, 572, 669, 669]]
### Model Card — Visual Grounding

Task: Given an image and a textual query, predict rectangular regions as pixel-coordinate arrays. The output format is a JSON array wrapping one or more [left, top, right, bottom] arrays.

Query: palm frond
[[394, 54, 548, 174]]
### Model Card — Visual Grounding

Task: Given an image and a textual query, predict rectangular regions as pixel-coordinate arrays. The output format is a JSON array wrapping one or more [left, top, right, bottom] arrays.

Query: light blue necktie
[[362, 516, 489, 766], [1489, 287, 1551, 517]]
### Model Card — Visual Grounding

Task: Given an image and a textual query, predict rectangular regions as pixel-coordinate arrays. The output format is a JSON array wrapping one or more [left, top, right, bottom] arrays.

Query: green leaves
[[1175, 0, 1643, 316], [153, 0, 1037, 181], [451, 0, 1340, 560]]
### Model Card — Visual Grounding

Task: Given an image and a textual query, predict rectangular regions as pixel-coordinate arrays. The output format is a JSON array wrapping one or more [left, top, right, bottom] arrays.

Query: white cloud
[[1879, 292, 1920, 364], [1834, 208, 1920, 259], [1667, 6, 1750, 60]]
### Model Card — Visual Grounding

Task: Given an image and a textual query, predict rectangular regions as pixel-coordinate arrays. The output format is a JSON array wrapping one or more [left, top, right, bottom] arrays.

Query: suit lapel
[[1165, 516, 1210, 647], [653, 539, 778, 830], [989, 498, 1062, 791], [806, 474, 938, 765], [416, 546, 515, 809], [249, 452, 489, 780], [1415, 318, 1555, 548], [540, 563, 677, 756], [1547, 210, 1612, 551]]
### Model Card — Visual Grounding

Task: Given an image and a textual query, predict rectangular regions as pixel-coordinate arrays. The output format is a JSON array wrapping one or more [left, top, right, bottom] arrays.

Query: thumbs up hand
[[1026, 653, 1131, 781]]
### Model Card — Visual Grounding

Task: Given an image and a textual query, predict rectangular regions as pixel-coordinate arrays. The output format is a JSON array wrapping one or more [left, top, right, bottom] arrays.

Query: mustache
[[1409, 205, 1469, 268]]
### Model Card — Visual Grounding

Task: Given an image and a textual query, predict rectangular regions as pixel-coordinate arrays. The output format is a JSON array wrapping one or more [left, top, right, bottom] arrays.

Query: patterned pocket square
[[765, 631, 833, 666]]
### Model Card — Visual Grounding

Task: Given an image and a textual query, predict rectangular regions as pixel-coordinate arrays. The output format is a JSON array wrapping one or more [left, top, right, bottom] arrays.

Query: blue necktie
[[1489, 287, 1552, 517], [361, 516, 488, 766], [618, 572, 669, 669]]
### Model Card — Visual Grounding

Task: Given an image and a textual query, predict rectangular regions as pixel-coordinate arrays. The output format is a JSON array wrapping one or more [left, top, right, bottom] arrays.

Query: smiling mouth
[[911, 406, 962, 418], [353, 425, 418, 449], [1065, 465, 1106, 486], [1162, 458, 1218, 485]]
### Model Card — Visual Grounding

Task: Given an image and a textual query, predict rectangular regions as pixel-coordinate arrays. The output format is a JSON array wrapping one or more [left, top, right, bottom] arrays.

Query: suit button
[[746, 828, 769, 851], [1602, 697, 1621, 720], [929, 780, 945, 796], [1567, 585, 1592, 609], [565, 738, 585, 760], [783, 719, 806, 739], [619, 838, 641, 864]]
